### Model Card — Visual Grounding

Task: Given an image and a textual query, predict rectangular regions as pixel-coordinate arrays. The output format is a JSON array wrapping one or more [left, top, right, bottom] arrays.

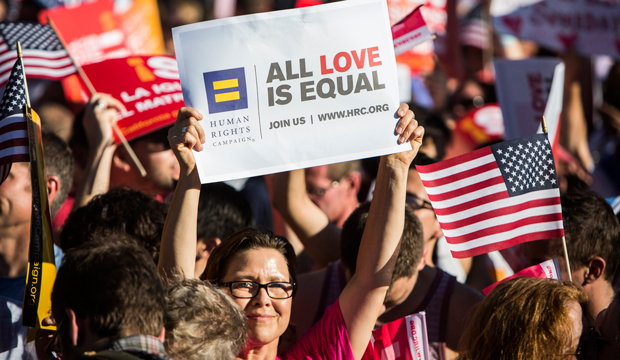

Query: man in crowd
[[305, 161, 361, 228], [71, 94, 178, 209], [49, 239, 171, 360], [524, 178, 620, 325], [0, 131, 72, 301], [290, 202, 482, 359], [272, 161, 362, 268]]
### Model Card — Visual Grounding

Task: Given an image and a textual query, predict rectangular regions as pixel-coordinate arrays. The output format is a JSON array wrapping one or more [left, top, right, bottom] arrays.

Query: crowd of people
[[1, 0, 620, 360]]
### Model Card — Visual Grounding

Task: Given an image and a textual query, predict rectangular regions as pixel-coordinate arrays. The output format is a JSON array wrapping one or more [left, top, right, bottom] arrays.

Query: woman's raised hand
[[392, 103, 425, 167], [168, 107, 206, 176]]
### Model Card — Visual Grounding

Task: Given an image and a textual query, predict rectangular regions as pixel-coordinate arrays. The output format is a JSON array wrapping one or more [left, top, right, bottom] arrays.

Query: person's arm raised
[[72, 93, 126, 210], [158, 107, 206, 279], [271, 169, 342, 267], [339, 104, 424, 360]]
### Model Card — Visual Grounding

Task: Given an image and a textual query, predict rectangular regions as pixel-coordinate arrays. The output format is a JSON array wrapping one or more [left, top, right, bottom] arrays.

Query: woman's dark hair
[[201, 228, 297, 291]]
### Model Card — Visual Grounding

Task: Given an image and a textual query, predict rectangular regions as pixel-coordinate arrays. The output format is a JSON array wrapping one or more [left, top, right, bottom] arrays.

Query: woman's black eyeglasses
[[221, 281, 296, 299]]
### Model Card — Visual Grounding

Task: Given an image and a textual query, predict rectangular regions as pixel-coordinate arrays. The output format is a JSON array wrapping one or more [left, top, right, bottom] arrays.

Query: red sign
[[41, 0, 130, 66], [81, 55, 183, 142]]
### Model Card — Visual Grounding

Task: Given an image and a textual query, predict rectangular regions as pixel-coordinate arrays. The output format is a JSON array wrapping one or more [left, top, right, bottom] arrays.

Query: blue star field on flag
[[491, 133, 559, 197], [0, 60, 27, 117]]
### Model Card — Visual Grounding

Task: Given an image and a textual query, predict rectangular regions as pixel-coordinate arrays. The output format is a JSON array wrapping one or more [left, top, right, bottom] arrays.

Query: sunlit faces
[[0, 162, 32, 228], [406, 169, 442, 244], [223, 248, 292, 347], [131, 138, 179, 195], [305, 165, 350, 224]]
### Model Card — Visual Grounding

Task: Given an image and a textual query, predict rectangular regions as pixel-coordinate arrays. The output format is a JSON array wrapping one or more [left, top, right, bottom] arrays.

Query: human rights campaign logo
[[203, 68, 248, 114]]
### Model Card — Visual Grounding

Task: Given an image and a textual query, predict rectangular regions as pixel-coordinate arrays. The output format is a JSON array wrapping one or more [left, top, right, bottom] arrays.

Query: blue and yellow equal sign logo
[[203, 68, 248, 114]]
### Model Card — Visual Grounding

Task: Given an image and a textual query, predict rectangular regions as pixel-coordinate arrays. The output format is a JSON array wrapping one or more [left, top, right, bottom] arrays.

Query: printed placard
[[494, 58, 564, 147], [493, 0, 620, 60], [173, 0, 407, 183]]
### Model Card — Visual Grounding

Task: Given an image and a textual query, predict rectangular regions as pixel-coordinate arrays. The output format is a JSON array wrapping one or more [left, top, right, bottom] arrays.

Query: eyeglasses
[[221, 281, 296, 299], [306, 180, 339, 198], [406, 192, 433, 211], [45, 318, 64, 360]]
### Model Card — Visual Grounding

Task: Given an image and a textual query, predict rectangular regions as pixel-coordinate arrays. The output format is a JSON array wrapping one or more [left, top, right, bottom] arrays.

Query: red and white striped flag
[[391, 6, 433, 56], [0, 59, 29, 185], [0, 22, 76, 87], [417, 133, 564, 258]]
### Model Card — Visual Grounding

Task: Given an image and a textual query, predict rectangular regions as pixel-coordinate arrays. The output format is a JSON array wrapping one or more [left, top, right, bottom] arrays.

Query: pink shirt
[[278, 299, 354, 360]]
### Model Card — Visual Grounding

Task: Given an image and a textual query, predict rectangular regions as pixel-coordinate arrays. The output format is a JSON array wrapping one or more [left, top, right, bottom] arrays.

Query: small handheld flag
[[0, 57, 29, 185], [417, 133, 564, 258], [0, 22, 76, 87], [391, 6, 433, 56], [483, 258, 562, 295]]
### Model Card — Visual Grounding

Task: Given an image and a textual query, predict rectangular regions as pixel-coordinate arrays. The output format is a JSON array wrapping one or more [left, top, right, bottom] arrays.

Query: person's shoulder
[[451, 280, 484, 309]]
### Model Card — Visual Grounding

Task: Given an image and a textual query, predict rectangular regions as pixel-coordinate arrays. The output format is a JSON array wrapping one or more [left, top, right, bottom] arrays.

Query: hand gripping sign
[[81, 55, 182, 142], [173, 0, 408, 184]]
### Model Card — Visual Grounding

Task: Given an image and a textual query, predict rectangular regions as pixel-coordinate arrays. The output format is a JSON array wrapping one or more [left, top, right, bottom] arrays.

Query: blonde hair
[[164, 276, 247, 360], [457, 277, 587, 360]]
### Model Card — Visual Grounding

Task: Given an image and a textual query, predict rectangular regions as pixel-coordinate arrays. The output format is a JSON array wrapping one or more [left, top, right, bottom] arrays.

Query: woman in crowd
[[457, 277, 587, 360], [158, 104, 423, 360]]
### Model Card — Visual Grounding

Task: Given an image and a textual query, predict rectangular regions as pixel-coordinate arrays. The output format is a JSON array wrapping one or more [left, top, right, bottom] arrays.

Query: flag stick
[[47, 18, 147, 177], [16, 42, 31, 108], [543, 115, 572, 282]]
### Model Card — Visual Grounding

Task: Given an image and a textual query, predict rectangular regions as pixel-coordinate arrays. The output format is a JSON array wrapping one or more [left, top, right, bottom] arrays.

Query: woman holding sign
[[158, 104, 423, 360]]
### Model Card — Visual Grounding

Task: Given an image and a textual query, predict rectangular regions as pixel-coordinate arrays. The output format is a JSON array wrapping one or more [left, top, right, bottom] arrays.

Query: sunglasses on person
[[306, 180, 340, 198], [405, 192, 433, 211]]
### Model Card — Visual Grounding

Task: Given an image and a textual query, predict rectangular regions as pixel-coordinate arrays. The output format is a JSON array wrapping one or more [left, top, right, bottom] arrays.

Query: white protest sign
[[173, 0, 406, 183], [494, 58, 564, 146], [493, 0, 620, 60]]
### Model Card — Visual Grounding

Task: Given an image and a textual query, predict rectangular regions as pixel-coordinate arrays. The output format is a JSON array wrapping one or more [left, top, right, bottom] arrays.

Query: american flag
[[417, 133, 565, 258], [0, 59, 29, 184], [0, 22, 76, 87]]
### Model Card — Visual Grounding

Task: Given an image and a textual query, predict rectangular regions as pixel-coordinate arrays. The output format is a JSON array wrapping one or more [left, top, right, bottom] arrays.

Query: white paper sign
[[494, 58, 563, 145], [173, 0, 407, 183], [493, 0, 620, 60]]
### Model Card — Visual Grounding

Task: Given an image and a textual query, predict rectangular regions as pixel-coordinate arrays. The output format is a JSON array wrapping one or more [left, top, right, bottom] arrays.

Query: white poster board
[[494, 58, 564, 146], [493, 0, 620, 60], [173, 0, 407, 183]]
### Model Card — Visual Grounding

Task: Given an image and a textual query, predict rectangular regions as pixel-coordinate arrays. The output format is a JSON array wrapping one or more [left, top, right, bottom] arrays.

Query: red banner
[[81, 55, 182, 142], [41, 0, 130, 66]]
